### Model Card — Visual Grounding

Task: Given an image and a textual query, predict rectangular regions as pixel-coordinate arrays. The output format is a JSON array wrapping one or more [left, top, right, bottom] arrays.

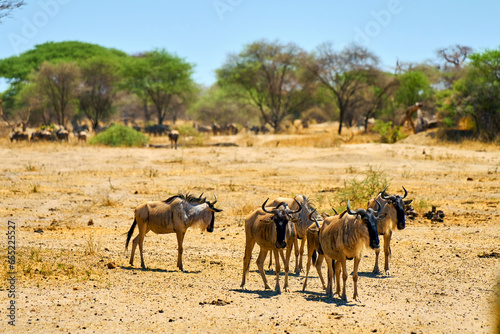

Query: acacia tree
[[437, 45, 473, 88], [32, 61, 80, 126], [217, 40, 313, 133], [122, 49, 194, 125], [78, 57, 120, 129], [308, 43, 379, 134]]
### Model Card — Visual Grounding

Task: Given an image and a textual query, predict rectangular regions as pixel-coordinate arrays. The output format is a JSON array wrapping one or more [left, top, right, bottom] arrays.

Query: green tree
[[31, 61, 80, 126], [78, 56, 121, 130], [308, 43, 380, 135], [393, 70, 432, 107], [217, 40, 313, 133], [453, 48, 500, 140], [122, 49, 195, 125]]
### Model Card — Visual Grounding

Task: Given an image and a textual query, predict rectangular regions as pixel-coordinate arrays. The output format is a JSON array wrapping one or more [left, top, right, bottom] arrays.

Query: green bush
[[175, 123, 205, 147], [335, 166, 389, 210], [89, 124, 149, 147], [373, 120, 406, 143]]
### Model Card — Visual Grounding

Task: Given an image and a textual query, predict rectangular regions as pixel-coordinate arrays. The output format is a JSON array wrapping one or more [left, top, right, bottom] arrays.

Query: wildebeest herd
[[125, 187, 411, 302]]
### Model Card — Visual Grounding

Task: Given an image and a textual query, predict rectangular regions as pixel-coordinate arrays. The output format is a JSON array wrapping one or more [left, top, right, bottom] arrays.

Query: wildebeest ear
[[210, 207, 223, 212], [404, 199, 413, 205], [377, 213, 387, 221], [290, 218, 301, 223]]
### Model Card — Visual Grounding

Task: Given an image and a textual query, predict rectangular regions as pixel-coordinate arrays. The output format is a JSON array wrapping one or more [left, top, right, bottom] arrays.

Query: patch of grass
[[89, 124, 149, 147], [413, 197, 431, 212], [336, 165, 389, 208], [25, 161, 39, 171], [145, 167, 159, 178], [31, 183, 40, 193], [85, 231, 101, 256], [373, 120, 407, 143]]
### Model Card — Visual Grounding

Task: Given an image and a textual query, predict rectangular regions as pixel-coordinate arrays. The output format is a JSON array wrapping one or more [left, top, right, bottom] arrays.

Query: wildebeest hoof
[[372, 268, 380, 274], [264, 285, 271, 290], [275, 286, 281, 294]]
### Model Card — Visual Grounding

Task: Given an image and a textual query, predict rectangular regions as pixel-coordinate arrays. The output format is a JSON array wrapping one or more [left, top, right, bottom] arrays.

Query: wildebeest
[[267, 195, 318, 274], [302, 209, 338, 291], [78, 131, 88, 142], [318, 200, 384, 301], [368, 186, 411, 276], [125, 193, 222, 271], [168, 130, 179, 149], [10, 131, 29, 142], [145, 124, 170, 136], [241, 199, 302, 293], [56, 128, 69, 141], [30, 130, 52, 142]]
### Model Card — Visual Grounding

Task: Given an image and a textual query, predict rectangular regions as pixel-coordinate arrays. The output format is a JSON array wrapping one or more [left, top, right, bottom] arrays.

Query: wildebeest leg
[[315, 254, 326, 290], [241, 238, 255, 289], [176, 231, 186, 271], [267, 250, 273, 270], [373, 247, 381, 274], [273, 249, 282, 293], [297, 237, 306, 274], [384, 231, 392, 276], [256, 248, 271, 290], [326, 256, 334, 298], [302, 248, 313, 291], [293, 237, 300, 274], [135, 223, 148, 269], [334, 260, 341, 297], [352, 256, 361, 301], [340, 258, 348, 301], [281, 249, 290, 292]]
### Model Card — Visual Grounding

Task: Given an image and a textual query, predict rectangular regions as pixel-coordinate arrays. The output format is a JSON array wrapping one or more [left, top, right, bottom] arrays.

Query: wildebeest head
[[262, 198, 302, 249], [347, 200, 384, 250], [381, 186, 411, 230], [204, 195, 222, 233]]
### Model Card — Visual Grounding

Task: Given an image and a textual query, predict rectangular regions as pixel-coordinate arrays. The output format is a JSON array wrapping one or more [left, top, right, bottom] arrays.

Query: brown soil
[[1, 128, 499, 333]]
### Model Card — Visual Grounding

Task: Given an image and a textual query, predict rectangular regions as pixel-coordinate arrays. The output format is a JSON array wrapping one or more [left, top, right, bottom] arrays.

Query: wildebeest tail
[[312, 250, 317, 265], [125, 218, 137, 250]]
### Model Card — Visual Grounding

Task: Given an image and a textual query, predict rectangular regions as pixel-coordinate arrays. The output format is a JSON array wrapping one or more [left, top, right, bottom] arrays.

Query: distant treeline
[[0, 41, 498, 141]]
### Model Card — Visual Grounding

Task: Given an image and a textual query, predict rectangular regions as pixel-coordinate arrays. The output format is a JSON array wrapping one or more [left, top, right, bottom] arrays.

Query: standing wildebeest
[[168, 130, 179, 149], [241, 199, 302, 293], [56, 128, 69, 141], [318, 200, 384, 301], [78, 131, 88, 142], [368, 186, 411, 276], [267, 195, 317, 274], [31, 130, 52, 142], [10, 131, 29, 142], [126, 193, 222, 271]]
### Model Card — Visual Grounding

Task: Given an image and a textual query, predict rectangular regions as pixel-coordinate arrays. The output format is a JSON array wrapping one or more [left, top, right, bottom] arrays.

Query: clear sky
[[1, 0, 499, 90]]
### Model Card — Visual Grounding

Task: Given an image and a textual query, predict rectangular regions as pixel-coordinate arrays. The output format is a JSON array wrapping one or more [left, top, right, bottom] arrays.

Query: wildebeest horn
[[331, 207, 338, 215], [288, 198, 302, 214], [374, 199, 382, 213], [261, 198, 275, 214], [309, 209, 320, 229], [381, 186, 390, 199], [347, 200, 366, 217], [207, 194, 217, 206], [402, 186, 408, 199]]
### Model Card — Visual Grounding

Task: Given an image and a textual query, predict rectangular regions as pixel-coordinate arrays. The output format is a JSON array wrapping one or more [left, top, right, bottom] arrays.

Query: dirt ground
[[1, 127, 499, 333]]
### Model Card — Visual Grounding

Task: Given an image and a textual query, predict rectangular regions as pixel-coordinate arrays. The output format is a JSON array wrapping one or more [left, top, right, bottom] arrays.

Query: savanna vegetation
[[0, 40, 499, 142]]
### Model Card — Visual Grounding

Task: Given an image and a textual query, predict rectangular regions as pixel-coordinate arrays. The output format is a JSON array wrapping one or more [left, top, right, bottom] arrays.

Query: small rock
[[34, 228, 43, 233], [73, 286, 79, 291], [107, 262, 116, 269], [87, 219, 94, 226]]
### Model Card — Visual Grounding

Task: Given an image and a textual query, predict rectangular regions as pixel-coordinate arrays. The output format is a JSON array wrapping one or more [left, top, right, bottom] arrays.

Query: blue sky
[[1, 0, 499, 90]]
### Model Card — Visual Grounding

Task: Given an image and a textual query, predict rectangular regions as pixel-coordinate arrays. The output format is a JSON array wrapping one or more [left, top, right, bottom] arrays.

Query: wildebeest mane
[[163, 193, 206, 205]]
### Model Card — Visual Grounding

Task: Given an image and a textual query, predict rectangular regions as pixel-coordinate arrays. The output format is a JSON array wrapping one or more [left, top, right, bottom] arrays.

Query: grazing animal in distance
[[168, 130, 179, 149], [368, 186, 412, 276], [126, 193, 222, 271], [318, 200, 385, 301], [10, 131, 29, 142], [241, 199, 302, 293], [56, 128, 69, 141], [78, 131, 87, 142]]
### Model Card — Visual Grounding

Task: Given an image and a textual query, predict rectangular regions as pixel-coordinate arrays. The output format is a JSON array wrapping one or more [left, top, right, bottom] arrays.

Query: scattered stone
[[199, 299, 232, 306], [34, 228, 43, 233], [107, 262, 116, 269], [467, 177, 473, 181], [73, 286, 79, 291], [87, 219, 94, 226]]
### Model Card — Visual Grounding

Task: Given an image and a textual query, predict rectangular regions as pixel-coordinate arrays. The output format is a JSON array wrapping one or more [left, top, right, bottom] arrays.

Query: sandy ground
[[0, 129, 499, 333]]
